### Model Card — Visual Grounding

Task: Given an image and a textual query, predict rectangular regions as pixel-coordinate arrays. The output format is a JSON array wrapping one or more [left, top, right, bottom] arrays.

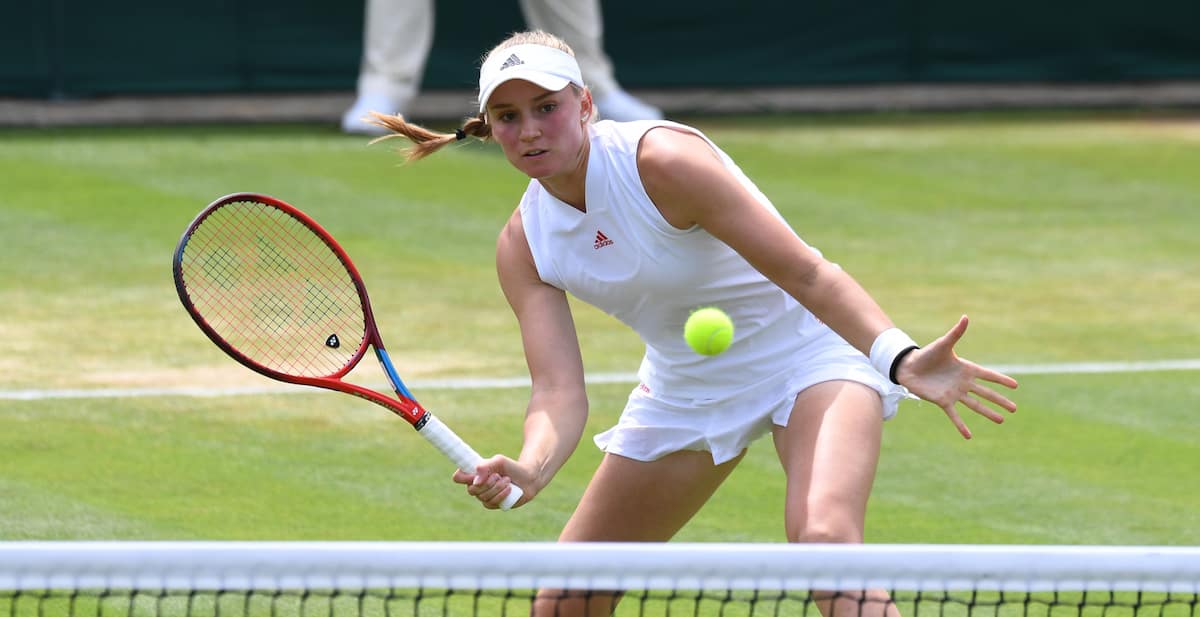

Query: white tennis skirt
[[593, 331, 910, 464]]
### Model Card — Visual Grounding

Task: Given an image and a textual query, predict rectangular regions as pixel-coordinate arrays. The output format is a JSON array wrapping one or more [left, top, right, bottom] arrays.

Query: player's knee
[[786, 518, 864, 544], [532, 588, 621, 617]]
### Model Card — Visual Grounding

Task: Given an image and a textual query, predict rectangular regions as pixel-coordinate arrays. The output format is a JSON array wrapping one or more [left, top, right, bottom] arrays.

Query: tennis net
[[2, 542, 1197, 617]]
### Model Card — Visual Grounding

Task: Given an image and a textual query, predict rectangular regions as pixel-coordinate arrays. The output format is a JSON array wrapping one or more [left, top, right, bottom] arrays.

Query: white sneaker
[[594, 89, 664, 122], [341, 93, 406, 136]]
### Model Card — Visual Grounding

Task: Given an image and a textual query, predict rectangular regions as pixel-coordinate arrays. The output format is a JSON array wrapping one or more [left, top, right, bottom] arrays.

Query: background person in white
[[342, 0, 662, 135]]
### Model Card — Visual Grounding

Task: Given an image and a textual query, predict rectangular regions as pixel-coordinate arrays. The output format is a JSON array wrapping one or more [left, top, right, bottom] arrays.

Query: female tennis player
[[368, 30, 1018, 617]]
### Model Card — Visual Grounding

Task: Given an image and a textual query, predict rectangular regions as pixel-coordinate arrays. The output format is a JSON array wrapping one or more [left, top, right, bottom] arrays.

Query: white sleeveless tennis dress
[[518, 119, 907, 464]]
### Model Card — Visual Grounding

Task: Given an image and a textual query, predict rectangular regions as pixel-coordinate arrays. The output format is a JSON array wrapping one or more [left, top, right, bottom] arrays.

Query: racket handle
[[418, 414, 524, 511]]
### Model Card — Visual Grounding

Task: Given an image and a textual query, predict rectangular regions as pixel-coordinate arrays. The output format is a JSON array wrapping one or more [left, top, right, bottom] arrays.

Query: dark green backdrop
[[3, 0, 1198, 98]]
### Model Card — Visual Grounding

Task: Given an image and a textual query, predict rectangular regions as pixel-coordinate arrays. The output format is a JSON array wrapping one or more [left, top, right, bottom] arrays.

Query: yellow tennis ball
[[684, 307, 734, 356]]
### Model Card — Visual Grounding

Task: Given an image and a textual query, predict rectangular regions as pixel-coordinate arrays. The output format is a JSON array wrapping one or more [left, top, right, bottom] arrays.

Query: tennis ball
[[684, 307, 734, 356]]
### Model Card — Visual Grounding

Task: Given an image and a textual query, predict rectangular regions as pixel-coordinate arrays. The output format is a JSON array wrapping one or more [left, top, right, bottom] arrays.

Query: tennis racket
[[172, 192, 522, 510]]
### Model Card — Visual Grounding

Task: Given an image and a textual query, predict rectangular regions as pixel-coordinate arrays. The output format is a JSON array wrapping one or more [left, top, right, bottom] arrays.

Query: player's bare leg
[[531, 448, 745, 617], [773, 380, 901, 617]]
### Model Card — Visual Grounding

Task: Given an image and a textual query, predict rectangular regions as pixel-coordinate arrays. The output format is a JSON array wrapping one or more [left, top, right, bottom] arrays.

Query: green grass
[[0, 111, 1198, 547]]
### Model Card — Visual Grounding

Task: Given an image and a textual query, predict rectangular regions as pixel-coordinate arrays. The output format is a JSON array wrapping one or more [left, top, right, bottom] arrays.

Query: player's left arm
[[636, 128, 891, 355], [636, 128, 1017, 438]]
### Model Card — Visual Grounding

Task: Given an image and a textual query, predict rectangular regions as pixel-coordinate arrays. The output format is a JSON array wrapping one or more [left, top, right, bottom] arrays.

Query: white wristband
[[869, 328, 919, 384]]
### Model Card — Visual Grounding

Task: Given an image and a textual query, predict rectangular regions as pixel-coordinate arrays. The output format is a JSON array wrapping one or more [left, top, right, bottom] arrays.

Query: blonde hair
[[368, 30, 580, 163]]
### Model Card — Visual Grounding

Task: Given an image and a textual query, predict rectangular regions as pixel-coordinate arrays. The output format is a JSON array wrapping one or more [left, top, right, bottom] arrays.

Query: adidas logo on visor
[[499, 54, 524, 70]]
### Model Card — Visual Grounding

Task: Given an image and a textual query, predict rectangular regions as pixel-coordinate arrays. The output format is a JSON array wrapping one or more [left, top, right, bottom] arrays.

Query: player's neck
[[539, 138, 590, 212]]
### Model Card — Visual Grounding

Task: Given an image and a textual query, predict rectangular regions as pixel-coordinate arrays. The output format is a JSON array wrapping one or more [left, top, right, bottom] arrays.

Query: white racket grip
[[418, 414, 523, 510]]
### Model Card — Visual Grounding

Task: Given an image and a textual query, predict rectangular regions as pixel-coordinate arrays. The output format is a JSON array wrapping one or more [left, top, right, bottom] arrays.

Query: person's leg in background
[[342, 0, 434, 135], [519, 0, 663, 121]]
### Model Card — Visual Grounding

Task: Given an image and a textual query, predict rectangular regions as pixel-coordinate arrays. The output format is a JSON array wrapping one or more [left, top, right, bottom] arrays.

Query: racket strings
[[180, 201, 368, 377]]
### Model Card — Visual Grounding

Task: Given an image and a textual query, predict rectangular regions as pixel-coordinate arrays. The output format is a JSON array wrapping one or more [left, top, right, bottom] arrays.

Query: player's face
[[486, 80, 590, 181]]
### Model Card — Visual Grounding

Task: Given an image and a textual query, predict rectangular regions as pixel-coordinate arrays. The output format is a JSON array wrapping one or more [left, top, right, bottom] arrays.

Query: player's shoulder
[[590, 119, 696, 155], [635, 123, 719, 184], [496, 206, 533, 272], [499, 201, 527, 249], [639, 126, 708, 161]]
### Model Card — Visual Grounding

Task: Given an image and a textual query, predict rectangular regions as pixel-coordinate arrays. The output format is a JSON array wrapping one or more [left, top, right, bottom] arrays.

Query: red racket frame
[[172, 192, 429, 428]]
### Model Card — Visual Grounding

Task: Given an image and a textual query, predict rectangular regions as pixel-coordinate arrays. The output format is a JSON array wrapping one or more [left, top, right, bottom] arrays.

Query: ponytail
[[366, 111, 492, 163]]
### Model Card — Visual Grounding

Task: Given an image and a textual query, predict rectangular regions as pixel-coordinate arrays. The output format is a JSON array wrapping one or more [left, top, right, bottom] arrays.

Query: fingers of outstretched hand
[[958, 354, 1019, 389], [941, 382, 1017, 439], [961, 391, 1006, 424], [934, 315, 970, 350], [970, 381, 1017, 413], [913, 318, 1018, 439], [942, 405, 972, 440], [978, 366, 1020, 390], [952, 314, 970, 335]]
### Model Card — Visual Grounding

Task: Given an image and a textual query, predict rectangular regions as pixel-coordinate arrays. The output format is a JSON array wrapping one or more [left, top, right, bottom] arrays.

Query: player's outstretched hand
[[452, 455, 531, 510], [894, 315, 1018, 439]]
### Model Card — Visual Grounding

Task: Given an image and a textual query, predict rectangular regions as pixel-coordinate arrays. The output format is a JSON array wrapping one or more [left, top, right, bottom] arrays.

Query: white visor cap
[[478, 44, 585, 113]]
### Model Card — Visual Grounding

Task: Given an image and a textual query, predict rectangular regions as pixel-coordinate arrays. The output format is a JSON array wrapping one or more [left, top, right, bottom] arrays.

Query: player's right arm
[[458, 207, 589, 506]]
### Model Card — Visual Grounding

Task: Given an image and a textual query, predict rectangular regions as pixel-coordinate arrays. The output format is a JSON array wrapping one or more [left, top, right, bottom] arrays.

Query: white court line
[[2, 360, 1199, 401]]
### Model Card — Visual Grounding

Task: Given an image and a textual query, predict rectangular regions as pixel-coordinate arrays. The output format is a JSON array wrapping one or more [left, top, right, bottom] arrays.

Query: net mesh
[[176, 200, 366, 378], [9, 589, 1198, 617], [2, 543, 1197, 617]]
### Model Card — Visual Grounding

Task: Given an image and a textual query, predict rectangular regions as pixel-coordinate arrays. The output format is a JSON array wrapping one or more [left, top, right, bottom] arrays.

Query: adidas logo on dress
[[500, 54, 524, 70], [593, 230, 613, 249]]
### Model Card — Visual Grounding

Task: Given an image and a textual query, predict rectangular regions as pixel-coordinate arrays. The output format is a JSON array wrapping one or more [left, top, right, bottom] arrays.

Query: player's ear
[[580, 88, 594, 123]]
